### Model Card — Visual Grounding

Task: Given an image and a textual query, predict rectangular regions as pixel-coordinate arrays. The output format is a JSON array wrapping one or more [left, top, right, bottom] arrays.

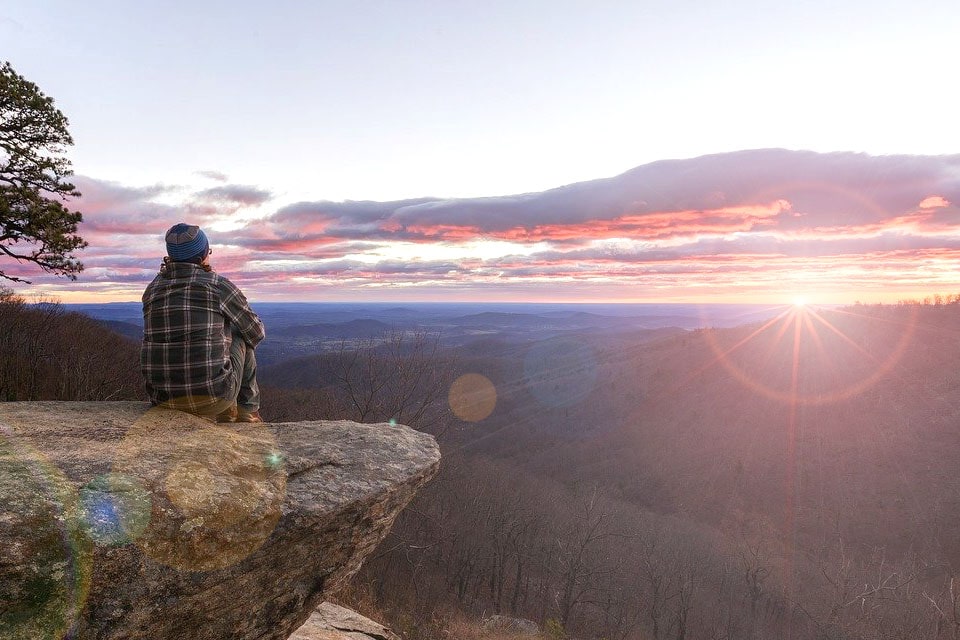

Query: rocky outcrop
[[289, 602, 399, 640], [482, 614, 540, 635], [0, 402, 439, 640]]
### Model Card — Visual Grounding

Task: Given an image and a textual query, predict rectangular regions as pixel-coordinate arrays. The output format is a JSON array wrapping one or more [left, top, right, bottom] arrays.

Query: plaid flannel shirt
[[141, 262, 265, 411]]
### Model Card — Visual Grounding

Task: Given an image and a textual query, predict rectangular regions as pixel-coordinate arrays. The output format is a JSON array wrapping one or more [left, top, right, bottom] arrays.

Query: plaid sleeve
[[218, 276, 265, 347]]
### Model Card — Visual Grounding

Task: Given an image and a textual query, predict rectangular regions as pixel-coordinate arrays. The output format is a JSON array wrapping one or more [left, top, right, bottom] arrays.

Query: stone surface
[[289, 602, 399, 640], [481, 614, 540, 635], [0, 402, 439, 640]]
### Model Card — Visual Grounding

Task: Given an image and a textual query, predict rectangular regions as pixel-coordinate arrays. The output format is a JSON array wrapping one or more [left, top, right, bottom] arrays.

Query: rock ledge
[[290, 602, 399, 640], [0, 401, 439, 640]]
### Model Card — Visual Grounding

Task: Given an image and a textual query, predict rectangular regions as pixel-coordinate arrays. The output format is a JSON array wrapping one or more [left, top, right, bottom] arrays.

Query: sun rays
[[698, 303, 918, 408], [682, 302, 922, 602]]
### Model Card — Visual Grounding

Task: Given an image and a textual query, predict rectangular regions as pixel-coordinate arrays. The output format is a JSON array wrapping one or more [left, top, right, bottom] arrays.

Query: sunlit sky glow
[[3, 1, 960, 304]]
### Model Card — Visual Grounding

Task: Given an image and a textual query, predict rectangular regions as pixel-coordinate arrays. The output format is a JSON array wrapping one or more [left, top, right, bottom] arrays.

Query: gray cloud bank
[[252, 149, 960, 244]]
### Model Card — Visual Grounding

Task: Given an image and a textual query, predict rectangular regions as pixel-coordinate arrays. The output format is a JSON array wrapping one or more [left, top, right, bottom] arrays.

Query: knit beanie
[[165, 223, 209, 262]]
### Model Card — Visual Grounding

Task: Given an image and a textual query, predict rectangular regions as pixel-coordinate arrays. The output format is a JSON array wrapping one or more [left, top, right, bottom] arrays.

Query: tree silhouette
[[0, 61, 86, 282]]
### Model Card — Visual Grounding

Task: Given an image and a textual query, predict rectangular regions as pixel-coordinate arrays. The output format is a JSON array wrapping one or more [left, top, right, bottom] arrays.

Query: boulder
[[289, 601, 399, 640], [481, 614, 540, 635], [0, 401, 439, 640]]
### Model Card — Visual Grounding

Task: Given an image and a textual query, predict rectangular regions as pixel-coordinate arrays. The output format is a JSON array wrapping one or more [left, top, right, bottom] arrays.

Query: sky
[[2, 0, 960, 303]]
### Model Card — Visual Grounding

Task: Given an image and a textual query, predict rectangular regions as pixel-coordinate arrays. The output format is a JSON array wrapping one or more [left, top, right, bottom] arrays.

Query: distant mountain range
[[65, 302, 793, 366]]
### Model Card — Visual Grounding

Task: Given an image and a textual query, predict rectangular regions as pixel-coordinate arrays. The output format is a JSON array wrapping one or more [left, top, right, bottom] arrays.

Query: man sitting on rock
[[141, 223, 265, 423]]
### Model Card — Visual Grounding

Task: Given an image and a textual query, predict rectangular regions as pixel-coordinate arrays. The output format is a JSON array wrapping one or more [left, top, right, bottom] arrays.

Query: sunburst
[[697, 303, 918, 407]]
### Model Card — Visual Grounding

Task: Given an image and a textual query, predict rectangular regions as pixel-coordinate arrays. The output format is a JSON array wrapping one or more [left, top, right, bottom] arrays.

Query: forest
[[4, 289, 960, 640]]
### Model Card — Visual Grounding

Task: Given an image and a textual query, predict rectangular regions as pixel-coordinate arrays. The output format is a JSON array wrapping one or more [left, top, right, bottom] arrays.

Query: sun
[[792, 296, 807, 308]]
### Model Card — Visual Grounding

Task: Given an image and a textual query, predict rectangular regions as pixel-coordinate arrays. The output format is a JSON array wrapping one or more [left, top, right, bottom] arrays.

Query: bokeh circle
[[113, 406, 287, 572], [449, 374, 497, 422], [79, 472, 152, 547]]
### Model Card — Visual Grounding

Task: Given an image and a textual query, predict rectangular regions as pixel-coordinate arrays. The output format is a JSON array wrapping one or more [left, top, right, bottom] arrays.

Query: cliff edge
[[0, 401, 440, 640]]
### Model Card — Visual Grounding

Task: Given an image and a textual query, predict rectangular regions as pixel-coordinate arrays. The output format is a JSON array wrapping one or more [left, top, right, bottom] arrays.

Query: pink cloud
[[919, 195, 950, 209], [9, 150, 960, 303]]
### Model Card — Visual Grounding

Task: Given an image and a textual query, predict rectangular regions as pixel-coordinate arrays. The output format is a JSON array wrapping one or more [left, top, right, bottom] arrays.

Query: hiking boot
[[237, 410, 263, 423], [216, 405, 238, 423]]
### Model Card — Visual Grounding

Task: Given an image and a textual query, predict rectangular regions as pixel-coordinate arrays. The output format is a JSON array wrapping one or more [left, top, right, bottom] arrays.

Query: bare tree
[[923, 573, 960, 639], [554, 490, 625, 629], [0, 289, 143, 401], [330, 330, 452, 433]]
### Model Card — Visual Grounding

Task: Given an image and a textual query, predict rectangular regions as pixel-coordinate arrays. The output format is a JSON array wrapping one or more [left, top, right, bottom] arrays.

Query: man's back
[[141, 260, 264, 412]]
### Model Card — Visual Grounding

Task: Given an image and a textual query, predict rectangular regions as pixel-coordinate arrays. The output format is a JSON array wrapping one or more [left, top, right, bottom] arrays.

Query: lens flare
[[265, 451, 284, 469], [699, 304, 918, 406], [0, 426, 92, 640], [449, 373, 497, 422], [114, 406, 286, 572], [79, 473, 152, 546]]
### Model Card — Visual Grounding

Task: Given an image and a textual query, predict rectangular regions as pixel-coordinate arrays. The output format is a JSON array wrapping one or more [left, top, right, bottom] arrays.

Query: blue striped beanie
[[164, 223, 209, 261]]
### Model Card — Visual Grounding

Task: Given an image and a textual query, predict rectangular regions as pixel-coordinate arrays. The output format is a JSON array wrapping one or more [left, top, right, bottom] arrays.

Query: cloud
[[920, 195, 950, 209], [72, 176, 176, 211], [196, 170, 229, 182], [246, 149, 960, 245], [71, 176, 181, 235], [195, 185, 272, 206], [0, 17, 24, 33], [389, 149, 960, 232], [11, 149, 960, 302]]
